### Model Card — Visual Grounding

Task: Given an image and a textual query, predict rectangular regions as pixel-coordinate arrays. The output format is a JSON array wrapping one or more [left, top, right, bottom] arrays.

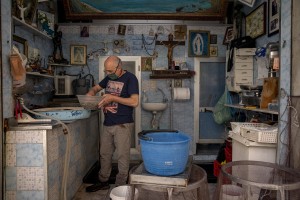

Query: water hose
[[18, 97, 71, 200]]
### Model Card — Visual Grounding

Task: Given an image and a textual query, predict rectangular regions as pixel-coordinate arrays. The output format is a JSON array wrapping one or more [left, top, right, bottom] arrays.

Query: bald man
[[86, 56, 139, 192]]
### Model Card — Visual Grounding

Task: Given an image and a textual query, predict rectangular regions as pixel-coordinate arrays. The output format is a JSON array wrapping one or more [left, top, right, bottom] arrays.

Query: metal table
[[129, 163, 209, 200]]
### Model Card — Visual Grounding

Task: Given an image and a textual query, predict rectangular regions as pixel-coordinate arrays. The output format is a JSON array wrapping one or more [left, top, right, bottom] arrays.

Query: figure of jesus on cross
[[156, 33, 185, 69]]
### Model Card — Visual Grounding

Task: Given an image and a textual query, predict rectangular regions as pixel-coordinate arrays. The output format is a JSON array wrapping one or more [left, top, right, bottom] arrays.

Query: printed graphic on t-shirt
[[103, 80, 124, 113]]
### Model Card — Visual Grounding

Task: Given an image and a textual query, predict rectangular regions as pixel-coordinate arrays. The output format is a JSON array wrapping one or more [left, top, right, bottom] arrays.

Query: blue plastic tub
[[138, 130, 191, 176]]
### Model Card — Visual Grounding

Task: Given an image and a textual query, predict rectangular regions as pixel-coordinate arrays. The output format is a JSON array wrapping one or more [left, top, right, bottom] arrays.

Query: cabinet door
[[199, 62, 226, 142]]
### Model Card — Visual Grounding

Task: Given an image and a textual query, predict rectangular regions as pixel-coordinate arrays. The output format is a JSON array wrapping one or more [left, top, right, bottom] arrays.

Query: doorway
[[99, 56, 141, 159]]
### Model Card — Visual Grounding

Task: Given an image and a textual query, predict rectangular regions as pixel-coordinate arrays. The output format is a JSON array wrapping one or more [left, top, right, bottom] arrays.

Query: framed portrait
[[245, 2, 266, 39], [70, 45, 87, 65], [223, 27, 234, 45], [118, 25, 126, 35], [63, 0, 228, 21], [13, 35, 28, 57], [188, 30, 210, 57], [210, 46, 218, 57], [210, 34, 217, 44], [268, 0, 280, 37], [80, 26, 89, 37], [141, 57, 153, 71]]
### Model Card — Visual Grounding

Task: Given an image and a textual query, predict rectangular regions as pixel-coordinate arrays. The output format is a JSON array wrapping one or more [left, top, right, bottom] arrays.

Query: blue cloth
[[99, 71, 139, 126]]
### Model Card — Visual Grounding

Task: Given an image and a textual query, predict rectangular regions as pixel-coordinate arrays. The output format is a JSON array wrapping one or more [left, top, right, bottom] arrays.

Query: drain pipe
[[18, 97, 71, 200], [169, 80, 174, 129]]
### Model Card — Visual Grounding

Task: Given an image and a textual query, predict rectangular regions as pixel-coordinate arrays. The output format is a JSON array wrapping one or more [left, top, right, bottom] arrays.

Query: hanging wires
[[141, 33, 158, 56]]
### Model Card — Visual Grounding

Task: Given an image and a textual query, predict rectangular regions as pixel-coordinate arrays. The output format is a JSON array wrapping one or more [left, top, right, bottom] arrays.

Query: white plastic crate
[[230, 122, 270, 134], [240, 126, 278, 143]]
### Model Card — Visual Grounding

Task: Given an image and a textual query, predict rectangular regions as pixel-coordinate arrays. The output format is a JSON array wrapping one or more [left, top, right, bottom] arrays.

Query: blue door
[[199, 62, 226, 142]]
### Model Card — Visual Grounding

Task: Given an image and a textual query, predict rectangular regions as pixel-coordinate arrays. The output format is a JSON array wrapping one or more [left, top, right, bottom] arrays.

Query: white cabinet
[[226, 48, 256, 92]]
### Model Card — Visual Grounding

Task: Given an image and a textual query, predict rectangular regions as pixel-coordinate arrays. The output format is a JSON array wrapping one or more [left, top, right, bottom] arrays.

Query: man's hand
[[98, 94, 115, 108]]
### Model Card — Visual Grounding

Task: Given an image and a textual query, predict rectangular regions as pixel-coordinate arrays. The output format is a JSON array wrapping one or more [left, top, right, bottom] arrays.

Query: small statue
[[18, 3, 28, 23], [52, 24, 68, 64]]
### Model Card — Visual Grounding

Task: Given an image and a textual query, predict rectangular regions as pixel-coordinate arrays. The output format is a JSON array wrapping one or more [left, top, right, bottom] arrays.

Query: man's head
[[104, 56, 122, 80]]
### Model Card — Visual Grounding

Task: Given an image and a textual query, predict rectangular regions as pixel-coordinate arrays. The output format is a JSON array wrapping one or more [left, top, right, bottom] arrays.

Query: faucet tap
[[157, 88, 168, 102], [142, 90, 148, 102]]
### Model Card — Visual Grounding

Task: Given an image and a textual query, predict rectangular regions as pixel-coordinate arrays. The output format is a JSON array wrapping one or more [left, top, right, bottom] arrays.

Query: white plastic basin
[[142, 102, 167, 112]]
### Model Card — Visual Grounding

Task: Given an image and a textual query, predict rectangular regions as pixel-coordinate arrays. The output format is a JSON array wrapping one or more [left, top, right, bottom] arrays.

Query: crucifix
[[156, 33, 185, 69]]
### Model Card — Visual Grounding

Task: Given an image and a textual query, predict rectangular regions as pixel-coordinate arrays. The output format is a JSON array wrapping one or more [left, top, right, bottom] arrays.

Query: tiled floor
[[72, 183, 217, 200]]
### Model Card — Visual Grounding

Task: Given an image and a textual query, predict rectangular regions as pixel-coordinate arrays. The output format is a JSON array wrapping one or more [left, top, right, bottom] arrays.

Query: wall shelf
[[149, 70, 195, 79], [12, 16, 52, 40], [225, 104, 278, 115], [26, 72, 53, 78]]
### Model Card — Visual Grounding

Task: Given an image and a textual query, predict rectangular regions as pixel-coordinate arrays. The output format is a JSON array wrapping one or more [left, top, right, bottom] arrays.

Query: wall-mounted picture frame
[[188, 30, 210, 57], [245, 2, 266, 39], [70, 45, 87, 65], [268, 0, 280, 37], [141, 57, 153, 71], [12, 35, 28, 57], [80, 26, 89, 37], [37, 10, 55, 37], [223, 26, 234, 45], [63, 0, 228, 21], [238, 0, 256, 7], [210, 34, 217, 44], [210, 46, 218, 57]]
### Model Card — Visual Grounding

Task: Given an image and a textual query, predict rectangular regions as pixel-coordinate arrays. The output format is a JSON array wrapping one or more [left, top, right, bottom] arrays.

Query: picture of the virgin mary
[[193, 34, 204, 55]]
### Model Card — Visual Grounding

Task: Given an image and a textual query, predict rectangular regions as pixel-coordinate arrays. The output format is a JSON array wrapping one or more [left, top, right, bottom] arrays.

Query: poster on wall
[[268, 0, 280, 36]]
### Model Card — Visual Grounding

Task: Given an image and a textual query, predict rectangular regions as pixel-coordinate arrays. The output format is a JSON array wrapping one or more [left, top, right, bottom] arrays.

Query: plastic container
[[240, 126, 278, 143], [220, 184, 245, 200], [230, 122, 270, 134], [110, 185, 138, 200], [77, 95, 103, 110], [138, 130, 191, 176], [230, 131, 276, 163]]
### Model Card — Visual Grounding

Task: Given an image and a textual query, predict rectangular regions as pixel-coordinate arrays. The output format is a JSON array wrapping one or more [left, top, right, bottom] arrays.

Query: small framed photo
[[118, 24, 126, 35], [70, 45, 87, 65], [80, 26, 89, 37], [141, 57, 152, 71], [268, 0, 280, 37], [245, 2, 266, 39], [210, 46, 218, 57], [13, 35, 28, 57], [188, 30, 210, 57], [223, 27, 234, 45], [210, 34, 217, 44]]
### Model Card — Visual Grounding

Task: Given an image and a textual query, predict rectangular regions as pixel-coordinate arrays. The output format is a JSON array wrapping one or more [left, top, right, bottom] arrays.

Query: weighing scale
[[130, 156, 193, 187]]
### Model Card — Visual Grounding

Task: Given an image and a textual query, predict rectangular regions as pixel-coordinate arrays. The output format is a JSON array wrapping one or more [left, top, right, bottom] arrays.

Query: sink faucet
[[157, 88, 168, 103], [142, 90, 148, 103]]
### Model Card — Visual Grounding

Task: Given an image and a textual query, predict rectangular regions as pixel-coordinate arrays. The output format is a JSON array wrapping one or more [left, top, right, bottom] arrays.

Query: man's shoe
[[85, 181, 110, 192]]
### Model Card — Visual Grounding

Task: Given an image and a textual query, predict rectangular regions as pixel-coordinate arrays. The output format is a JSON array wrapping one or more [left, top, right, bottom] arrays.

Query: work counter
[[5, 111, 100, 200]]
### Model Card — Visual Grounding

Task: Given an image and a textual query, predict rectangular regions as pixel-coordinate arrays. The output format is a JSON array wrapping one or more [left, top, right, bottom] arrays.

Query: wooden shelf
[[150, 70, 195, 79], [12, 16, 52, 40], [225, 104, 278, 115], [26, 72, 54, 78], [48, 63, 74, 67]]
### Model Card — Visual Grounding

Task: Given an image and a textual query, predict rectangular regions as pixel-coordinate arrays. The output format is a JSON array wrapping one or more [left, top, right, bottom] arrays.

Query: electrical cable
[[141, 34, 158, 56], [18, 97, 71, 200]]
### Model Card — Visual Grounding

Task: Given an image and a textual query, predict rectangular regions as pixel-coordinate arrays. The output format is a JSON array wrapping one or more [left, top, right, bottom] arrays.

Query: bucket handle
[[138, 129, 179, 141]]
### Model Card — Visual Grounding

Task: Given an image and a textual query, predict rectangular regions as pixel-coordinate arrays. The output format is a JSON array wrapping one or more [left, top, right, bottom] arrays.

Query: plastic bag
[[213, 87, 234, 124]]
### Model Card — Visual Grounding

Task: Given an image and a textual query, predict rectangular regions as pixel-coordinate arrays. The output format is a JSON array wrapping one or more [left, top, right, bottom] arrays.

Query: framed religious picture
[[268, 0, 280, 36], [210, 46, 218, 57], [70, 45, 87, 65], [188, 30, 210, 57], [223, 27, 234, 45], [210, 34, 217, 44], [245, 2, 266, 39], [13, 35, 28, 57], [21, 0, 38, 24], [238, 0, 256, 7]]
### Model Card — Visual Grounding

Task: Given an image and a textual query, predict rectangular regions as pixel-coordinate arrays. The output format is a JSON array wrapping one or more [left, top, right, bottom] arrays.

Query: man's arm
[[86, 84, 103, 96], [98, 94, 139, 108]]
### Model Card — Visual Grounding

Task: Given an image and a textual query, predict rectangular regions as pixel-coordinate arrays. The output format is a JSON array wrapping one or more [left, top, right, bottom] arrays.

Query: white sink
[[142, 102, 167, 112]]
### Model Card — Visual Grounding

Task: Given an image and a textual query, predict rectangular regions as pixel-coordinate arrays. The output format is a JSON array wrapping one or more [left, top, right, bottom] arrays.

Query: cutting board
[[260, 77, 279, 109]]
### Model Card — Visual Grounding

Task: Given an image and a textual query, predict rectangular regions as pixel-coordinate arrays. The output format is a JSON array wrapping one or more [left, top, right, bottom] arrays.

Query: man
[[85, 56, 139, 192]]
